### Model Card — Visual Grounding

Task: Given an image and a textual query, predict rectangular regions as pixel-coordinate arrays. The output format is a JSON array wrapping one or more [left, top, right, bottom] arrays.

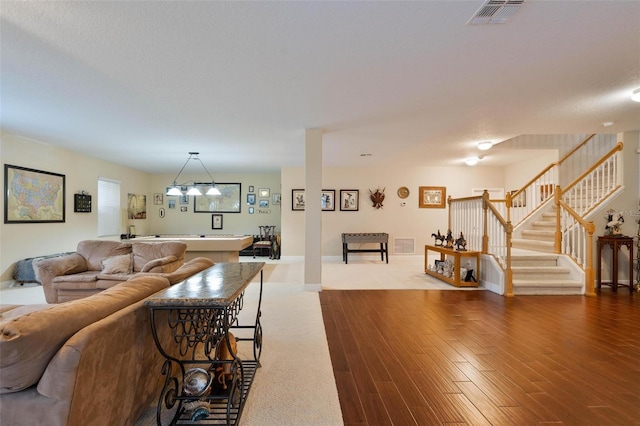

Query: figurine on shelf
[[431, 230, 445, 246], [444, 229, 454, 249], [604, 209, 624, 236], [454, 232, 467, 251]]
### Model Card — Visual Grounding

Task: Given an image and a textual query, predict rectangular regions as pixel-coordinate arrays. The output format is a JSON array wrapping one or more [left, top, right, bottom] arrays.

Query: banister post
[[447, 195, 452, 232], [584, 221, 596, 296], [482, 191, 489, 254], [554, 185, 562, 254], [505, 221, 514, 297]]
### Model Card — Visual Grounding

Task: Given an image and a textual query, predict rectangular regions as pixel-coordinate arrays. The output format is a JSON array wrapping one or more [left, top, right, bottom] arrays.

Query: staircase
[[510, 251, 582, 295]]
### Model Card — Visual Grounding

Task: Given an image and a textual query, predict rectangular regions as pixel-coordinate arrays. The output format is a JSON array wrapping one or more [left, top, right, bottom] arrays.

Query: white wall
[[281, 165, 505, 257]]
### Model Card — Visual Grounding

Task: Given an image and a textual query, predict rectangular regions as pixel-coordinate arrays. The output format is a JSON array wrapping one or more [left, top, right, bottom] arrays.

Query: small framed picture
[[248, 186, 254, 193], [259, 199, 269, 208], [321, 189, 335, 211], [154, 193, 163, 205], [272, 193, 281, 205], [168, 199, 176, 209], [248, 207, 255, 214], [418, 186, 446, 208], [180, 206, 188, 212], [247, 193, 256, 205], [259, 188, 270, 198], [179, 194, 189, 205], [292, 189, 305, 211], [212, 214, 223, 229], [340, 189, 359, 211]]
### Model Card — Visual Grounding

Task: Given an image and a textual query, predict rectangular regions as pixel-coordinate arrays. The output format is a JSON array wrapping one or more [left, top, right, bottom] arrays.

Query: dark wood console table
[[596, 235, 634, 293], [144, 262, 265, 425], [342, 233, 389, 264]]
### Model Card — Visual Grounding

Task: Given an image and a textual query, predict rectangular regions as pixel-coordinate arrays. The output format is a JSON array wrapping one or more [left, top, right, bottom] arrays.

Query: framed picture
[[321, 189, 336, 211], [154, 193, 164, 205], [419, 186, 446, 208], [179, 194, 189, 204], [212, 214, 223, 229], [248, 207, 255, 214], [510, 189, 526, 207], [259, 199, 269, 208], [180, 206, 188, 212], [194, 183, 241, 213], [128, 193, 147, 219], [272, 193, 281, 205], [4, 164, 66, 223], [248, 186, 254, 193], [292, 189, 305, 211], [168, 199, 176, 209], [259, 188, 270, 198], [340, 189, 359, 211], [247, 193, 256, 205]]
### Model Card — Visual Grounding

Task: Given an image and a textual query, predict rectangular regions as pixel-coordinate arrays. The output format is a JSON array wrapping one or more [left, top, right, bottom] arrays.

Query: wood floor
[[319, 288, 640, 426]]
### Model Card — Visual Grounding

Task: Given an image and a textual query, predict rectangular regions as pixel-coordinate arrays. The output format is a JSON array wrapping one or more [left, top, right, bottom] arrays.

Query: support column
[[304, 129, 323, 291]]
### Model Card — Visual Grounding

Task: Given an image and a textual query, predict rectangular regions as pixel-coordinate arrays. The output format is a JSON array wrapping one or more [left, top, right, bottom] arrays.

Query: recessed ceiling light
[[602, 121, 614, 127], [632, 88, 640, 102], [465, 157, 479, 166], [477, 141, 493, 151]]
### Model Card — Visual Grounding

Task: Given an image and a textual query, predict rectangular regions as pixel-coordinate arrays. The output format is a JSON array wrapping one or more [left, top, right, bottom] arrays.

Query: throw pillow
[[101, 254, 133, 275]]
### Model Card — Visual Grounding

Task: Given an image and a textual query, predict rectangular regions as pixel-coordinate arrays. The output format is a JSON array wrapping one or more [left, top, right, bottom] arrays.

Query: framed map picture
[[194, 183, 242, 213], [4, 164, 66, 223]]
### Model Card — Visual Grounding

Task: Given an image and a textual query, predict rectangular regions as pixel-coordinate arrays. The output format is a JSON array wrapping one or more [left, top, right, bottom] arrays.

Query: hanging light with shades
[[166, 152, 221, 196]]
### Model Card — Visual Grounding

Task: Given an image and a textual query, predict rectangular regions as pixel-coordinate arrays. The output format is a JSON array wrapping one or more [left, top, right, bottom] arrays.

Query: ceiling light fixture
[[632, 88, 640, 102], [465, 157, 480, 166], [477, 141, 493, 151], [166, 152, 221, 196]]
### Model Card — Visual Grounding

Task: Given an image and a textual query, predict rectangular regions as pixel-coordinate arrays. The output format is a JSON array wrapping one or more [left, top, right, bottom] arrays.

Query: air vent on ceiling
[[393, 237, 415, 255], [468, 0, 525, 25]]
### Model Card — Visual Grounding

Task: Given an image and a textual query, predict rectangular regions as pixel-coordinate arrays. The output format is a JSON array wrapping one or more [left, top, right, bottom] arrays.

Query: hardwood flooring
[[319, 288, 640, 426]]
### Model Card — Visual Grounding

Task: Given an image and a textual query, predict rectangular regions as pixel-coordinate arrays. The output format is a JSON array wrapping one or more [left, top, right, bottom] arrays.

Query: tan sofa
[[35, 240, 189, 303], [0, 275, 179, 426]]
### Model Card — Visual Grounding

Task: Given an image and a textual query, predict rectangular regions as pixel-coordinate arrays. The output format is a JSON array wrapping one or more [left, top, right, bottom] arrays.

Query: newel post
[[584, 221, 596, 296], [554, 185, 562, 254], [482, 191, 489, 253], [505, 221, 514, 297]]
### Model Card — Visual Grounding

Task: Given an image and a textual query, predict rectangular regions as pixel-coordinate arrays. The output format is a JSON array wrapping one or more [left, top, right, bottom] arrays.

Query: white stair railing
[[557, 197, 595, 295], [448, 195, 483, 252]]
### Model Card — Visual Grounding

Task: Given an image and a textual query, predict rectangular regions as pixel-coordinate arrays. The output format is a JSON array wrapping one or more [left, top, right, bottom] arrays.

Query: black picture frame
[[247, 193, 256, 205], [4, 164, 66, 223], [340, 189, 359, 211], [292, 189, 305, 211], [212, 214, 223, 229], [321, 189, 336, 211]]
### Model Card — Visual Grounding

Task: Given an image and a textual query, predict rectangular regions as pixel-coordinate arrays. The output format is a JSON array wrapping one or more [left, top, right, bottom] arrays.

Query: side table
[[596, 235, 634, 293]]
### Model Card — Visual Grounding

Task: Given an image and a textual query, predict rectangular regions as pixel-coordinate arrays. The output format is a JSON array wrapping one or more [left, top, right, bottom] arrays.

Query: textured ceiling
[[1, 0, 639, 174]]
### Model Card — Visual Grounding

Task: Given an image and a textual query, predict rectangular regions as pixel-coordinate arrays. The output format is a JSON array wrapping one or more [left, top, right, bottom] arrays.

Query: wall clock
[[397, 186, 410, 199]]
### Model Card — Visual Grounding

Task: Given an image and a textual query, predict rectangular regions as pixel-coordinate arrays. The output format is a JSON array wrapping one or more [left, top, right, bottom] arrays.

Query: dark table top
[[144, 262, 265, 308]]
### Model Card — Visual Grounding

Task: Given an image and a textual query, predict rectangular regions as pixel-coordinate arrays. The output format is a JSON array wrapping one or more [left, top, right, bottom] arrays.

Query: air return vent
[[393, 237, 415, 255], [468, 0, 525, 25]]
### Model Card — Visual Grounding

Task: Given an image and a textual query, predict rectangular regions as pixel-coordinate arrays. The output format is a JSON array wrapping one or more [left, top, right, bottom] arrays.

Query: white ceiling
[[1, 0, 639, 174]]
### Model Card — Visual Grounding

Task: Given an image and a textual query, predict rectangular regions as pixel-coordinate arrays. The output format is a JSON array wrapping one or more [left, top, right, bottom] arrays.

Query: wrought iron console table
[[144, 262, 265, 425]]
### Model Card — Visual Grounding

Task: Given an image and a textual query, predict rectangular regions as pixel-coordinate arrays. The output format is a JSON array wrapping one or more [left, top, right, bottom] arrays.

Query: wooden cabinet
[[424, 245, 479, 287]]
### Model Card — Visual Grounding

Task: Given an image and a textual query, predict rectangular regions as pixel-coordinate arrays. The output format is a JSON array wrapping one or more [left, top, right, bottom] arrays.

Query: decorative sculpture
[[431, 230, 445, 246], [369, 188, 385, 209], [454, 232, 467, 251], [604, 209, 624, 235], [444, 229, 454, 249]]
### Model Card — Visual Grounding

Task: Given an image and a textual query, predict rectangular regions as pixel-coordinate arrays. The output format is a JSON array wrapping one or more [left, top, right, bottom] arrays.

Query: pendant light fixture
[[166, 152, 221, 196]]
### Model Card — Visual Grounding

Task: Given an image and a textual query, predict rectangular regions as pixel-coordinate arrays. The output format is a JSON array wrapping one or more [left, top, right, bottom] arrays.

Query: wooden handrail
[[557, 134, 596, 165], [560, 142, 623, 195]]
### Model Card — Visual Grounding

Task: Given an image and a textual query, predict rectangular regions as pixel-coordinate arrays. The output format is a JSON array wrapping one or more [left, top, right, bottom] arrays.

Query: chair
[[253, 226, 276, 258]]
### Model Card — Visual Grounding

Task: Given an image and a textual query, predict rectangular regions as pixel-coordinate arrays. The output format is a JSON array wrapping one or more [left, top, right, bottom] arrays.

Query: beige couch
[[0, 275, 179, 426], [36, 240, 189, 303]]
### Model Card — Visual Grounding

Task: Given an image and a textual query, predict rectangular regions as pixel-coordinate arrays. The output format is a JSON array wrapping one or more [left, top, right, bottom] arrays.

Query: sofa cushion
[[77, 240, 132, 272], [101, 253, 134, 275], [52, 272, 99, 283], [132, 242, 186, 272], [0, 275, 170, 394]]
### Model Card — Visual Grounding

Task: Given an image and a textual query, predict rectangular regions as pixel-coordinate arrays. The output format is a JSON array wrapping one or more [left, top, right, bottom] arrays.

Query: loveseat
[[0, 275, 180, 426], [35, 240, 188, 303]]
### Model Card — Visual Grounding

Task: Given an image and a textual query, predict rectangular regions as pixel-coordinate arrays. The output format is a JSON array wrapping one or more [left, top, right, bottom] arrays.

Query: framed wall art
[[153, 193, 163, 205], [247, 193, 256, 205], [259, 199, 269, 208], [212, 214, 223, 229], [292, 189, 305, 211], [272, 193, 281, 205], [340, 189, 359, 211], [418, 186, 446, 208], [4, 164, 66, 223], [259, 188, 270, 198], [321, 189, 336, 211], [194, 183, 241, 213], [128, 193, 147, 219]]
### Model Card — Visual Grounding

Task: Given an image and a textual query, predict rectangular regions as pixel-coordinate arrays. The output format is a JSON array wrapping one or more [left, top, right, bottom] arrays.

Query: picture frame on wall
[[211, 214, 223, 229], [418, 186, 446, 208], [153, 193, 163, 205], [248, 207, 255, 214], [194, 183, 241, 213], [259, 199, 269, 208], [339, 189, 359, 211], [259, 188, 270, 198], [272, 193, 281, 205], [292, 189, 305, 211], [179, 194, 189, 205], [321, 189, 336, 211], [4, 164, 66, 223], [248, 186, 254, 193], [247, 193, 256, 205]]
